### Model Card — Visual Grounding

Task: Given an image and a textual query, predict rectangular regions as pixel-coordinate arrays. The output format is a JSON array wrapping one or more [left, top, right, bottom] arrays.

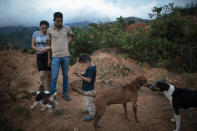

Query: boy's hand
[[74, 73, 92, 83], [74, 73, 80, 77]]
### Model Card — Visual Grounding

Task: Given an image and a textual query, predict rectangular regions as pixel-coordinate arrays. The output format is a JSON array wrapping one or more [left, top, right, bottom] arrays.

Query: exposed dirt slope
[[0, 49, 197, 131]]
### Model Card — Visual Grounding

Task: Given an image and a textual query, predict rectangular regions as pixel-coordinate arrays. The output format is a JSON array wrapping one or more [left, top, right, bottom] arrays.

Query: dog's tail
[[72, 88, 96, 97]]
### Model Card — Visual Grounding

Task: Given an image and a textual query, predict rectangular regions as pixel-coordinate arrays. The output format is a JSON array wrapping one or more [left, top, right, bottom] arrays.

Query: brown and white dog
[[72, 76, 151, 129], [30, 90, 57, 111]]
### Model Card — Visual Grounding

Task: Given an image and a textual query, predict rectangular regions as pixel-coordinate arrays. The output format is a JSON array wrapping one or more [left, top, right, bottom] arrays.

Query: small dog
[[30, 90, 57, 111], [72, 76, 151, 129], [151, 80, 197, 131]]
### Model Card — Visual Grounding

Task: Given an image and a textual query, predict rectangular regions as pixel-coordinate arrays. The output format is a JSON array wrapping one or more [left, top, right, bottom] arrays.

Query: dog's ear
[[156, 80, 170, 91], [156, 80, 165, 86]]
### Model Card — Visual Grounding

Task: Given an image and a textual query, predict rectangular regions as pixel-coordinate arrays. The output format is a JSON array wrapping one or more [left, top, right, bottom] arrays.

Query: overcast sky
[[0, 0, 195, 27]]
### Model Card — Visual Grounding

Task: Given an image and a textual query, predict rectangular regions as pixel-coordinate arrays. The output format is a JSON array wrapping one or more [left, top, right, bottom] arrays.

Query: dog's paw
[[123, 115, 130, 121], [171, 118, 175, 122], [125, 116, 130, 121], [41, 108, 46, 112]]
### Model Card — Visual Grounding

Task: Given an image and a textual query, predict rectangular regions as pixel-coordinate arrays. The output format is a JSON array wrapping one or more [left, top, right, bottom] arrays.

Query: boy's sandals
[[81, 109, 89, 114]]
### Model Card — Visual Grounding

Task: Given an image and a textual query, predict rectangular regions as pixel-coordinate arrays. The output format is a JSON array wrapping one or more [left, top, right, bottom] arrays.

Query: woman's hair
[[40, 20, 49, 27], [79, 54, 91, 63], [54, 12, 63, 20]]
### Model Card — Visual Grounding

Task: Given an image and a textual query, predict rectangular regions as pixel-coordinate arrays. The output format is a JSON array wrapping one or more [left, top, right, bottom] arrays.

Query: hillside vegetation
[[0, 3, 196, 72]]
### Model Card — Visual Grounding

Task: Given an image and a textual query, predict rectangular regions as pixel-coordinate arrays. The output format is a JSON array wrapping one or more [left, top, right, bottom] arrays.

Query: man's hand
[[68, 35, 75, 44]]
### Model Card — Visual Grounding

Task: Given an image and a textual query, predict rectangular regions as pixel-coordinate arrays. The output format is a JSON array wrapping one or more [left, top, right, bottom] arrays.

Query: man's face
[[54, 17, 63, 28], [40, 24, 48, 34]]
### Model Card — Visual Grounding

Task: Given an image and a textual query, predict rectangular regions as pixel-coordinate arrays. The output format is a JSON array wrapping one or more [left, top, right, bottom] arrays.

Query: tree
[[116, 16, 126, 29]]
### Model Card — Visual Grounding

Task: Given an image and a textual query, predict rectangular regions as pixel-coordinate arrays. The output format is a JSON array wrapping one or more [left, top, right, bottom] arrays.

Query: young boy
[[75, 54, 97, 122]]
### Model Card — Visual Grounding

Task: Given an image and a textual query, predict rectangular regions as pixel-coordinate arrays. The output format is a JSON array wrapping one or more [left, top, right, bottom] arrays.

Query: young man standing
[[47, 12, 74, 101]]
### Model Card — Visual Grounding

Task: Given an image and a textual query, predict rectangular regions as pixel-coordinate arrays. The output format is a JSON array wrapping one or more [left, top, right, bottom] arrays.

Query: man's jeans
[[50, 56, 69, 95]]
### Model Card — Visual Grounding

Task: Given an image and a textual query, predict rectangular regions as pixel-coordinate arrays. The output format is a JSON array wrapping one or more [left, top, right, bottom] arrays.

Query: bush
[[69, 3, 197, 73], [122, 3, 197, 72], [21, 48, 28, 53], [69, 21, 128, 65]]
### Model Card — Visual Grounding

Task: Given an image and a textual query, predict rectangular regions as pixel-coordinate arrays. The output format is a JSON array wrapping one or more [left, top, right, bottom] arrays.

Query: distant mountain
[[124, 17, 150, 23], [104, 16, 150, 26], [0, 17, 149, 34], [0, 26, 38, 35], [66, 21, 92, 27], [0, 21, 92, 35]]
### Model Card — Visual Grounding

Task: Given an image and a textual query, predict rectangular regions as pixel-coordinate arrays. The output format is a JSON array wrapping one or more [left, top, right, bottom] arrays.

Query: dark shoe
[[63, 94, 71, 101], [81, 109, 89, 114], [82, 115, 93, 122]]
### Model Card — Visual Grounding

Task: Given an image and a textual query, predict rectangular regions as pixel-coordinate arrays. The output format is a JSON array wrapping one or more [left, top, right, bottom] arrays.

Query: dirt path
[[1, 49, 197, 131], [17, 86, 196, 131]]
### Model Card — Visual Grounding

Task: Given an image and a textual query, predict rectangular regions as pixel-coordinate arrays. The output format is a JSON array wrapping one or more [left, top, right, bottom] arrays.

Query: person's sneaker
[[81, 109, 89, 114], [63, 94, 71, 101], [82, 115, 94, 122]]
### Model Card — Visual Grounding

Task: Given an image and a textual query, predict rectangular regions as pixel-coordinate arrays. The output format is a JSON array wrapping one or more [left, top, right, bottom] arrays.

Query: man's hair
[[79, 54, 91, 63], [40, 20, 49, 27], [54, 12, 63, 20]]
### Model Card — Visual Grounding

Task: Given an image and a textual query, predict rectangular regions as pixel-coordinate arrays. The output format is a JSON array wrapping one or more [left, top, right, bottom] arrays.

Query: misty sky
[[0, 0, 195, 27]]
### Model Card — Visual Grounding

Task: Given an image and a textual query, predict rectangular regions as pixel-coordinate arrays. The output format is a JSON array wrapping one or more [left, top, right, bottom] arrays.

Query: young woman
[[32, 20, 51, 90]]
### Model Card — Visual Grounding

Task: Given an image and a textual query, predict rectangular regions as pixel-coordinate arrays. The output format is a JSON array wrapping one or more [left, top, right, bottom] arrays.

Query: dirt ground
[[1, 49, 197, 131]]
